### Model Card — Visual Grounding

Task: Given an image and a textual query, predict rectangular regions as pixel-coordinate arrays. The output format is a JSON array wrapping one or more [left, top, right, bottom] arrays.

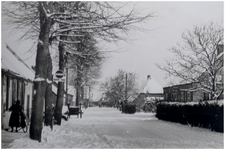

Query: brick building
[[163, 82, 210, 102]]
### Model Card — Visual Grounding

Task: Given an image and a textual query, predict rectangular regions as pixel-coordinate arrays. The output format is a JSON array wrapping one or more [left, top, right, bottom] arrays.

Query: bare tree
[[66, 33, 105, 105], [100, 70, 139, 107], [157, 22, 224, 100], [29, 2, 54, 142]]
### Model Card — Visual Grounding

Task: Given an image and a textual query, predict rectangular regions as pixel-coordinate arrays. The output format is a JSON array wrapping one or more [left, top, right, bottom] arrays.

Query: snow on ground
[[7, 107, 224, 149]]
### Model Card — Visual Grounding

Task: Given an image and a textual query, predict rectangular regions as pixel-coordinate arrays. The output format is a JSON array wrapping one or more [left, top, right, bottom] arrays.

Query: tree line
[[2, 1, 153, 142]]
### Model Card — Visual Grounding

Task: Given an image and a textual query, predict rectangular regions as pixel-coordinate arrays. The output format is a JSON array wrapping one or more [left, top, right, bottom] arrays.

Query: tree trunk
[[76, 64, 82, 106], [54, 5, 68, 125], [76, 81, 80, 106], [44, 57, 53, 128], [45, 80, 53, 127], [212, 75, 217, 99], [30, 2, 52, 142], [54, 82, 64, 125], [54, 42, 65, 125], [30, 42, 48, 142], [30, 81, 46, 142]]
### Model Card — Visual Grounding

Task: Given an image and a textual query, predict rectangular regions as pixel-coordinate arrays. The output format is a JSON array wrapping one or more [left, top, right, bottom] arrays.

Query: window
[[171, 94, 174, 101], [181, 92, 184, 101]]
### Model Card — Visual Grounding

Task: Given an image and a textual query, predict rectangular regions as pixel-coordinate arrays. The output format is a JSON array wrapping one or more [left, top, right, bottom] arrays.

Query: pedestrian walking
[[8, 100, 22, 132]]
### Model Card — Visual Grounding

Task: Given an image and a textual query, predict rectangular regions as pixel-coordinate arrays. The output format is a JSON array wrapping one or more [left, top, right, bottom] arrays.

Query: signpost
[[54, 70, 65, 82], [54, 69, 68, 104]]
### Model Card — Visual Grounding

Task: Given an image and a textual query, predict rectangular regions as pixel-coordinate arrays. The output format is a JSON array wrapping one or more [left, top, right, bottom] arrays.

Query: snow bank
[[10, 120, 109, 148]]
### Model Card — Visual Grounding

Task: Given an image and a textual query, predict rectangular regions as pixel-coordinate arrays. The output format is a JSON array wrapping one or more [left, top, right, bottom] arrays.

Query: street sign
[[55, 70, 64, 79], [53, 78, 65, 82]]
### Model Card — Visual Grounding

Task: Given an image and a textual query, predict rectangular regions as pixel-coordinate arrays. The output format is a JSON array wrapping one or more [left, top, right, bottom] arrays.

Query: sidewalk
[[1, 129, 27, 148]]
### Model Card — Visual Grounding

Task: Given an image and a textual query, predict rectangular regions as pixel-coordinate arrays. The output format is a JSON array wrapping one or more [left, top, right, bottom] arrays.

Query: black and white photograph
[[1, 1, 224, 149]]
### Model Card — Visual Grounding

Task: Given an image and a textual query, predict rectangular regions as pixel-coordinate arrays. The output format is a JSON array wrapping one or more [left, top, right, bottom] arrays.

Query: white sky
[[1, 1, 224, 99], [99, 1, 224, 84]]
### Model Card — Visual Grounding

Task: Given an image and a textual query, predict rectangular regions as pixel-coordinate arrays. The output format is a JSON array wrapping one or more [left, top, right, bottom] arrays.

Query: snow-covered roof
[[141, 77, 163, 93], [2, 43, 35, 81]]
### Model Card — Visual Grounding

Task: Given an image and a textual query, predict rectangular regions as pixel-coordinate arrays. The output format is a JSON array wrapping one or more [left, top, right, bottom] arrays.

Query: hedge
[[156, 101, 223, 133], [122, 103, 136, 114]]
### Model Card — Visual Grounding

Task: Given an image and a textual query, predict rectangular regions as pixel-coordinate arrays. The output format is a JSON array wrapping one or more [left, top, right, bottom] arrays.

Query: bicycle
[[17, 112, 28, 133]]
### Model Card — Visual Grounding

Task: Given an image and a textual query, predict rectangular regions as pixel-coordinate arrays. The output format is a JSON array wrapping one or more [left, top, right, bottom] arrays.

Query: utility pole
[[125, 73, 127, 101], [76, 79, 79, 106], [66, 67, 68, 105]]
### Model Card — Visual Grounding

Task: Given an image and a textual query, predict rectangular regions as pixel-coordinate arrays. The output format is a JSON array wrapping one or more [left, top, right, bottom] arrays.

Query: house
[[2, 43, 35, 123], [163, 82, 208, 102], [2, 43, 76, 129], [133, 75, 164, 110], [141, 75, 163, 94]]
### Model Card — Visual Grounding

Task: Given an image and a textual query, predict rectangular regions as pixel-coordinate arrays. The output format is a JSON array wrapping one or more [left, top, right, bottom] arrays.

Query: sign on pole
[[55, 70, 64, 78], [54, 70, 65, 82]]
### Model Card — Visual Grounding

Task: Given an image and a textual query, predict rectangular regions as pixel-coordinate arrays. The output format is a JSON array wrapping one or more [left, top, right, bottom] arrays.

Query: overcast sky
[[2, 1, 224, 99], [98, 1, 223, 84]]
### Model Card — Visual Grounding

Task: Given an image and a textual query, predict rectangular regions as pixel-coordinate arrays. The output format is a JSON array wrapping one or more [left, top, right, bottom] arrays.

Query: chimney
[[147, 75, 151, 80]]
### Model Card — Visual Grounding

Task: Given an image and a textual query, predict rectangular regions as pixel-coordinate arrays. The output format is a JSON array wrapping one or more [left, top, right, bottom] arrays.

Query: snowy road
[[7, 107, 224, 148]]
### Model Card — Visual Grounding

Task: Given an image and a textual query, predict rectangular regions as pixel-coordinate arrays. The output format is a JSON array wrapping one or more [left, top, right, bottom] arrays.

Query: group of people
[[8, 100, 26, 132]]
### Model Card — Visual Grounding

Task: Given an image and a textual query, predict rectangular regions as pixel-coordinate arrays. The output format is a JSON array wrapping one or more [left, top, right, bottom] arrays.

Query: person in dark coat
[[9, 100, 22, 132]]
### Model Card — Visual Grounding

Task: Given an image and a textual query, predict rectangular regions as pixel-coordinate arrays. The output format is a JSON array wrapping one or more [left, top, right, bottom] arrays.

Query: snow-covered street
[[3, 107, 224, 148]]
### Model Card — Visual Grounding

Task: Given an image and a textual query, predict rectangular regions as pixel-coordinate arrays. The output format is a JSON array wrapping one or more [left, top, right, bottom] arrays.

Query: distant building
[[163, 82, 208, 102], [142, 75, 163, 94], [133, 75, 164, 110], [133, 93, 163, 108]]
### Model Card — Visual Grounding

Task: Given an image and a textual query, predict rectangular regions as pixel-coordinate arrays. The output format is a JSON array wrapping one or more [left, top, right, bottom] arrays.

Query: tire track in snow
[[92, 123, 114, 148], [96, 133, 113, 148]]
